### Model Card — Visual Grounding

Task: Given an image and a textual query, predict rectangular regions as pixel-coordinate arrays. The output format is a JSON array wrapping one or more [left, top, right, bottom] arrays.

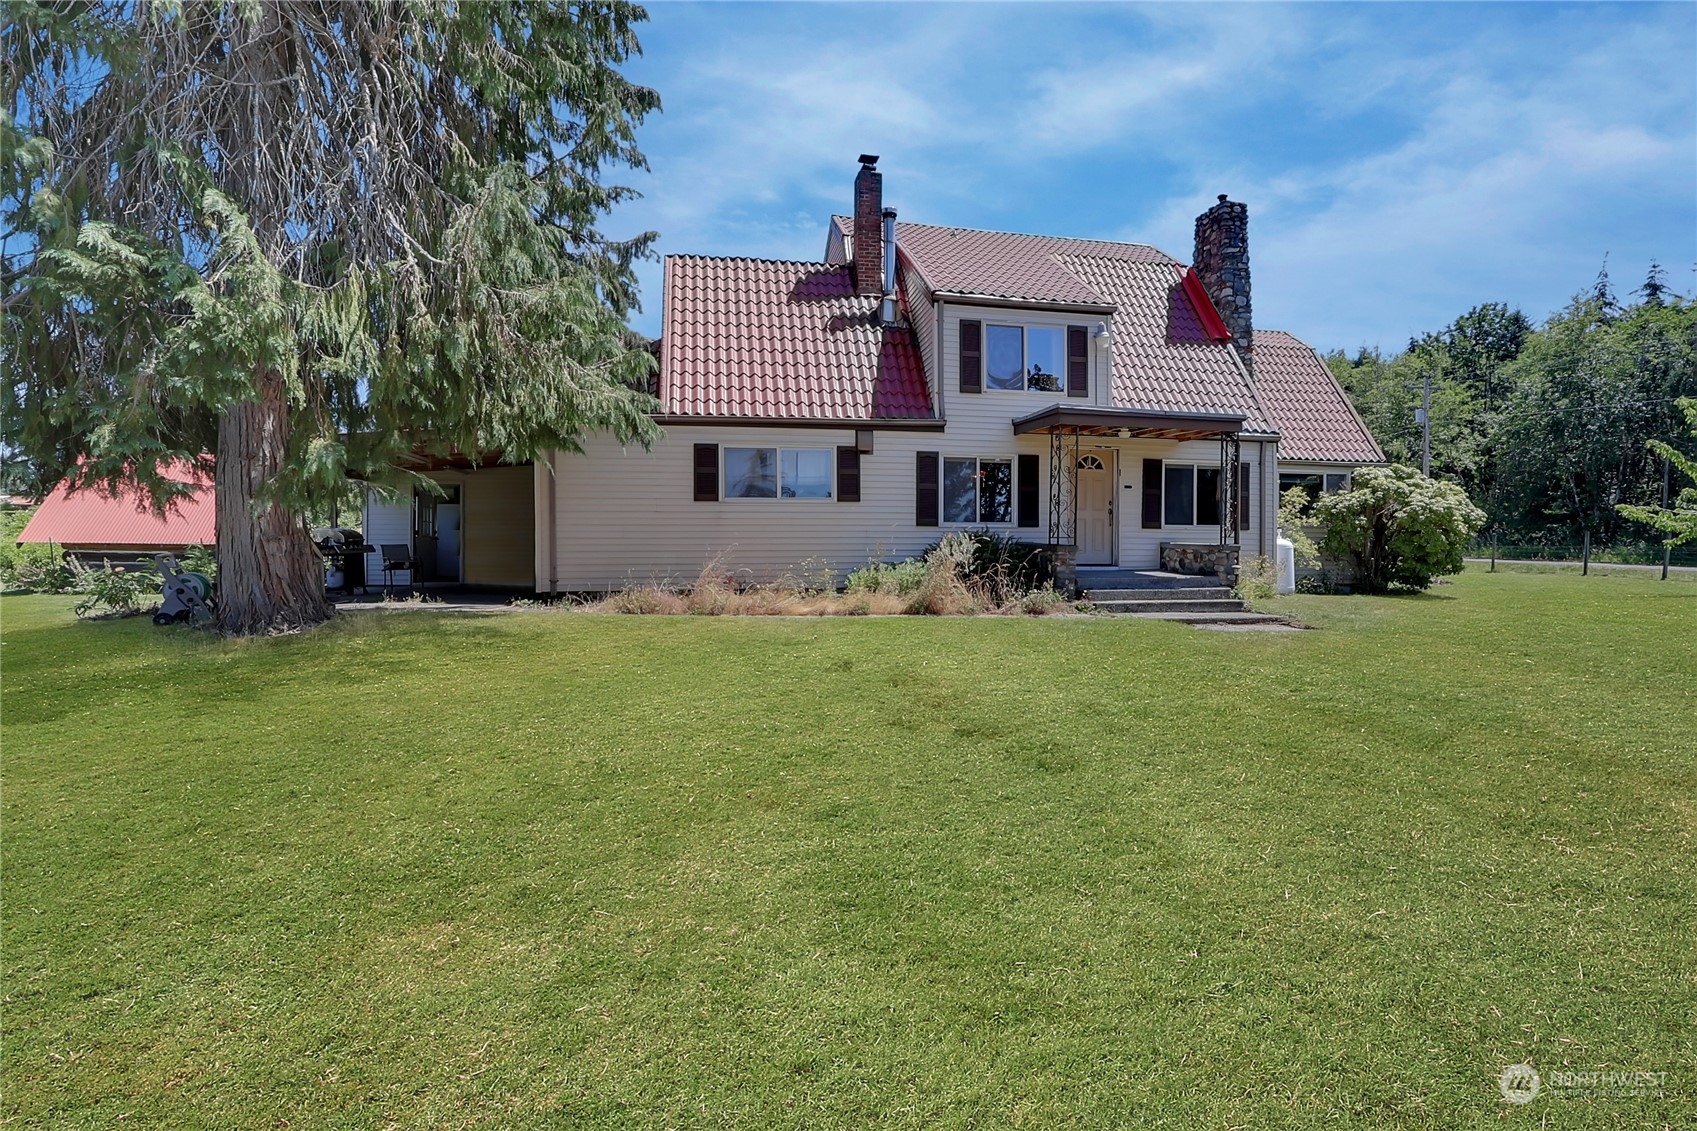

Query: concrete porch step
[[1075, 569, 1224, 590], [1086, 587, 1236, 602], [1119, 610, 1291, 626], [1092, 598, 1246, 614]]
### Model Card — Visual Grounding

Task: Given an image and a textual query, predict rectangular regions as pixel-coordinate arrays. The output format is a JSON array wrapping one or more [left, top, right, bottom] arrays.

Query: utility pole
[[1419, 367, 1432, 477], [1663, 455, 1673, 581]]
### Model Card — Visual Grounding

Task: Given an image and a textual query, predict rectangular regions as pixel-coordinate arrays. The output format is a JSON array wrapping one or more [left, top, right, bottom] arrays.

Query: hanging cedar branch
[[3, 0, 662, 632]]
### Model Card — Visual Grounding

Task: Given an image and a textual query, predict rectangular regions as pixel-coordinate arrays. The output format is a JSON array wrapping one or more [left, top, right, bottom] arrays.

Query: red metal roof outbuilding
[[16, 462, 215, 550]]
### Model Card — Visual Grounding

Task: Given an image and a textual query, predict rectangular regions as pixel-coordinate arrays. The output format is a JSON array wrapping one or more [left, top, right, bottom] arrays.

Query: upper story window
[[985, 325, 1067, 392], [962, 319, 1088, 398]]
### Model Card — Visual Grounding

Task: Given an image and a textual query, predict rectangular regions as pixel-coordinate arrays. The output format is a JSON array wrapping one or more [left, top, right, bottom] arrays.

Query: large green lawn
[[3, 570, 1693, 1128]]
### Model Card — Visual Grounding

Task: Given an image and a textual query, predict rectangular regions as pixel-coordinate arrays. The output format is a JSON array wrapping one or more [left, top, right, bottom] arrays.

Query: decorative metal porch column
[[1218, 432, 1242, 548], [1049, 427, 1081, 592]]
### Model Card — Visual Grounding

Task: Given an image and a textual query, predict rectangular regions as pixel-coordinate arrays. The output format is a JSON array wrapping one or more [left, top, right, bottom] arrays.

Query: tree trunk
[[214, 369, 331, 633]]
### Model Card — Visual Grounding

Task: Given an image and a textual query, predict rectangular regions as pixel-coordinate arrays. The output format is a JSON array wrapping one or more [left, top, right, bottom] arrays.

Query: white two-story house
[[363, 155, 1382, 593]]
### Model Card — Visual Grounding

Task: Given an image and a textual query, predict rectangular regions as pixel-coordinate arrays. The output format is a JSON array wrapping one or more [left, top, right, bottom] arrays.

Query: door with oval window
[[1076, 450, 1116, 565]]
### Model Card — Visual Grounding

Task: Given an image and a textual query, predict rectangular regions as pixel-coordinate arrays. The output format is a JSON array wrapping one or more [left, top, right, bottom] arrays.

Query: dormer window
[[963, 319, 1087, 398], [986, 325, 1067, 392]]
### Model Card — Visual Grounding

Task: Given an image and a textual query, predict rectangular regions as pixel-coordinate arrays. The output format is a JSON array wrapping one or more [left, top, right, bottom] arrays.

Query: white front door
[[1076, 450, 1115, 565]]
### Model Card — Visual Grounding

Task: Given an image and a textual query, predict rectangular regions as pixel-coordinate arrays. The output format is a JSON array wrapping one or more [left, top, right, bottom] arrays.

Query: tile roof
[[1251, 330, 1386, 464], [847, 218, 1273, 431], [1055, 253, 1274, 431], [711, 218, 1377, 445], [660, 255, 932, 420], [17, 461, 215, 548]]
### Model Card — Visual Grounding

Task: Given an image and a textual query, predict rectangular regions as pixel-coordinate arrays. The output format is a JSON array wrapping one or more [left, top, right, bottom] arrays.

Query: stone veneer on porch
[[1160, 542, 1240, 583]]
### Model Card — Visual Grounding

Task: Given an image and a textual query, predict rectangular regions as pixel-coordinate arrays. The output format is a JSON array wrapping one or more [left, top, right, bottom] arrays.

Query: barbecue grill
[[315, 527, 374, 594]]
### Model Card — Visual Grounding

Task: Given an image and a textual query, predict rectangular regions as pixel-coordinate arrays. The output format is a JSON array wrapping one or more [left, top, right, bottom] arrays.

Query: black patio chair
[[379, 543, 417, 594]]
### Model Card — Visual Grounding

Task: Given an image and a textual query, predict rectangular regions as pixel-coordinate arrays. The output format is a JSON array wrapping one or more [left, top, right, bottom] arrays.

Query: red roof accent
[[16, 461, 215, 549], [660, 256, 932, 420], [1252, 331, 1386, 464], [1053, 252, 1274, 430], [1177, 267, 1232, 342], [854, 218, 1272, 430]]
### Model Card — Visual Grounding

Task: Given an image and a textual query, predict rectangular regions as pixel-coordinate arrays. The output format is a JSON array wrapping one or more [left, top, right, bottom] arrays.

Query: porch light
[[1117, 428, 1131, 439], [1093, 321, 1112, 350]]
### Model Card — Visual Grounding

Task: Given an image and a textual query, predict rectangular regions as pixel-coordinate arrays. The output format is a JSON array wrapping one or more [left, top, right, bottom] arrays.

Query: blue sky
[[609, 1, 1696, 354]]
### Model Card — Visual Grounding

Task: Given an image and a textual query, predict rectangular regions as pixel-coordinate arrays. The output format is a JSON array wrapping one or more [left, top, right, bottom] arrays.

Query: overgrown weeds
[[583, 538, 1080, 617], [1234, 554, 1279, 604], [381, 590, 443, 606]]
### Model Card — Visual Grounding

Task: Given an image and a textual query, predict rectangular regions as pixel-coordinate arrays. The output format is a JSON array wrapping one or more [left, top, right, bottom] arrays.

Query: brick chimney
[[1193, 194, 1253, 380], [853, 154, 883, 296]]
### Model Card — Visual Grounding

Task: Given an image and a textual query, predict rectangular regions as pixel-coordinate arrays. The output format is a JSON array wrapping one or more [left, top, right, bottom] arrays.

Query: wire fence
[[1468, 538, 1697, 569]]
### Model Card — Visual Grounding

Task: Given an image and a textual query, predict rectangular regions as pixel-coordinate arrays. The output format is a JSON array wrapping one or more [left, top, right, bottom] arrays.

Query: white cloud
[[1126, 6, 1696, 349], [614, 2, 1696, 346]]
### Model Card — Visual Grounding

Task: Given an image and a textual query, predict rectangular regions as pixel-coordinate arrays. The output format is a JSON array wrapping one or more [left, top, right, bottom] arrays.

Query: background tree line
[[1327, 263, 1697, 554]]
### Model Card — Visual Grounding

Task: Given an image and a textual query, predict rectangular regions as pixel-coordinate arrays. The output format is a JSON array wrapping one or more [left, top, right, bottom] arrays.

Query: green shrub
[[8, 551, 75, 593], [0, 507, 72, 592], [70, 563, 155, 618], [1294, 573, 1337, 596], [1277, 487, 1322, 570], [1312, 464, 1486, 593], [845, 558, 927, 596], [921, 529, 1054, 592], [180, 544, 218, 582]]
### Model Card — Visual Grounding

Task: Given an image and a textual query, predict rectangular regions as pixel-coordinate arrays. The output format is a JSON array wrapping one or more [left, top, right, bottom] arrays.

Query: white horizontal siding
[[362, 466, 536, 590], [938, 301, 1114, 421], [1114, 439, 1272, 567], [363, 493, 414, 588], [548, 428, 1271, 588], [547, 296, 1280, 588]]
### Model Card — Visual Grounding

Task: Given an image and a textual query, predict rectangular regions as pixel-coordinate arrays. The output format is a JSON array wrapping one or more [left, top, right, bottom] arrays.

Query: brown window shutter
[[1237, 463, 1251, 528], [1067, 325, 1089, 398], [959, 320, 982, 394], [1141, 458, 1163, 529], [916, 451, 940, 526], [1016, 453, 1040, 527], [837, 446, 861, 503], [693, 443, 719, 502]]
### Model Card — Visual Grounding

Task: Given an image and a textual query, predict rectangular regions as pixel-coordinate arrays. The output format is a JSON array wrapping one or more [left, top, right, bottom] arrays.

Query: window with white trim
[[1279, 471, 1349, 512], [1163, 464, 1224, 526], [724, 447, 833, 499], [943, 457, 1014, 523], [985, 324, 1066, 392]]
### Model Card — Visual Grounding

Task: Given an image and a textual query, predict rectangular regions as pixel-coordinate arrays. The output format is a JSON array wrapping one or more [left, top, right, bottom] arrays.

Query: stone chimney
[[1193, 194, 1253, 380], [853, 154, 883, 296]]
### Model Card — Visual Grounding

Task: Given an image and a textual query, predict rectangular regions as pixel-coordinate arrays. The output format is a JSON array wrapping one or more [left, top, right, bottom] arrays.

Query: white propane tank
[[1275, 535, 1296, 594]]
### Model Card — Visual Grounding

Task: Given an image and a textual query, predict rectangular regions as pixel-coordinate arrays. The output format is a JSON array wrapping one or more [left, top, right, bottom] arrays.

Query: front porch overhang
[[1011, 404, 1247, 441], [1018, 404, 1250, 569]]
